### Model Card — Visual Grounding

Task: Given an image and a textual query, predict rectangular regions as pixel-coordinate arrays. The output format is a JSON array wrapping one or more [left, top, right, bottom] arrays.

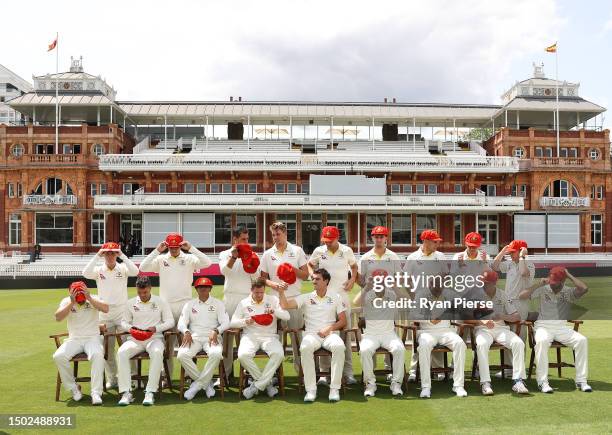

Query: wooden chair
[[104, 331, 173, 398], [50, 331, 107, 401], [525, 320, 583, 379], [468, 321, 522, 381], [225, 324, 290, 400], [414, 321, 467, 382], [166, 330, 227, 399]]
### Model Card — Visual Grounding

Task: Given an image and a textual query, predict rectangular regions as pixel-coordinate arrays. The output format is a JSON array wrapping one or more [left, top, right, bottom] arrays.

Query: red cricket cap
[[548, 266, 567, 285], [242, 252, 260, 274], [277, 262, 297, 285], [251, 313, 274, 326], [321, 226, 339, 242], [130, 327, 154, 341], [371, 226, 389, 236], [506, 239, 528, 253], [464, 232, 482, 248], [421, 229, 443, 242], [235, 243, 253, 261], [69, 281, 87, 304], [481, 270, 499, 284], [194, 277, 213, 288], [100, 242, 121, 252], [165, 233, 184, 248]]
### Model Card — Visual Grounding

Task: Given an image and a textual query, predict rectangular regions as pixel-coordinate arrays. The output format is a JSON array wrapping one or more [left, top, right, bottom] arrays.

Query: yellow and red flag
[[545, 43, 557, 53], [48, 37, 57, 51]]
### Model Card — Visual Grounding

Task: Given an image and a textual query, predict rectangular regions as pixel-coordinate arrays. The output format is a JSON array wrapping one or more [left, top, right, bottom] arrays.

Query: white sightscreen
[[310, 175, 386, 196], [514, 214, 546, 248], [182, 213, 214, 247], [143, 213, 180, 248], [547, 214, 580, 248]]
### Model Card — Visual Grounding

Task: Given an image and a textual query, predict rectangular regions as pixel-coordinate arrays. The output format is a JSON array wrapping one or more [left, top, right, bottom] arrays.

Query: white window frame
[[589, 148, 600, 160], [391, 214, 412, 245], [513, 147, 525, 158], [9, 213, 21, 245], [8, 183, 15, 198], [158, 183, 167, 193], [390, 184, 401, 195], [591, 214, 602, 246], [287, 183, 298, 194], [92, 143, 105, 156], [90, 183, 98, 196], [366, 214, 387, 246], [91, 213, 105, 246], [327, 213, 348, 244], [11, 143, 24, 157]]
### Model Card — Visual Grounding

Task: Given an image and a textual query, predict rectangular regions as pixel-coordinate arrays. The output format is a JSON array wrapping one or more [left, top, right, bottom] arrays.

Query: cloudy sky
[[1, 0, 610, 123]]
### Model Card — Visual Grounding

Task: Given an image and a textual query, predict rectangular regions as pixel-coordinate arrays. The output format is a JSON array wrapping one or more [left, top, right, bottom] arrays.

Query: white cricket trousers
[[360, 332, 405, 385], [300, 332, 345, 393], [177, 339, 223, 389], [222, 293, 250, 376], [99, 304, 128, 382], [417, 329, 466, 389], [117, 337, 165, 393], [320, 292, 353, 377], [53, 336, 105, 395], [238, 335, 284, 391], [475, 326, 525, 383], [534, 325, 588, 384], [166, 299, 189, 378]]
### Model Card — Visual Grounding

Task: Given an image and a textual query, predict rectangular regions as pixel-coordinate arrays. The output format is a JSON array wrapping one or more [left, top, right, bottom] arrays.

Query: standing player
[[117, 276, 175, 406], [278, 269, 347, 402], [308, 225, 358, 385], [53, 282, 109, 405], [82, 241, 139, 389], [177, 277, 230, 400], [519, 267, 591, 393], [230, 278, 290, 399], [139, 233, 212, 378], [260, 221, 309, 371]]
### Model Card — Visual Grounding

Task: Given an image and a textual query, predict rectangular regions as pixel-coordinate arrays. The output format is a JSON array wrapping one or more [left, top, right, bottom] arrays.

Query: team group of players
[[52, 222, 593, 405]]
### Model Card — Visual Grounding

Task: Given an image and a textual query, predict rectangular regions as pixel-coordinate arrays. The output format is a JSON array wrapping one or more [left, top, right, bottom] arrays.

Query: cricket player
[[359, 287, 405, 397], [413, 277, 467, 398], [177, 277, 230, 400], [117, 276, 174, 406], [466, 270, 529, 395], [260, 221, 309, 371], [519, 267, 592, 394], [139, 233, 211, 376], [230, 278, 290, 399], [53, 281, 108, 405], [219, 226, 258, 376], [278, 268, 347, 403], [82, 242, 139, 388], [309, 225, 358, 385], [405, 229, 449, 382], [492, 239, 534, 376], [451, 232, 491, 283]]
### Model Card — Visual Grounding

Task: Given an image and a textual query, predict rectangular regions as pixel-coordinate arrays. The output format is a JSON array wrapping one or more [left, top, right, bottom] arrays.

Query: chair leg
[[527, 347, 535, 380], [238, 365, 245, 400], [500, 349, 505, 379], [278, 364, 285, 397], [137, 359, 142, 390], [556, 347, 562, 378], [55, 372, 61, 401], [443, 352, 449, 381], [471, 351, 478, 382], [163, 358, 173, 392], [179, 366, 185, 398], [218, 361, 225, 400]]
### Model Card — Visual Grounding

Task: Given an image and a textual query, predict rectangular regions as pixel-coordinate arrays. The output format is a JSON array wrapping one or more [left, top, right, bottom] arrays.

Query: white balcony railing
[[94, 193, 524, 212], [23, 195, 77, 206], [539, 197, 591, 208], [99, 153, 519, 173]]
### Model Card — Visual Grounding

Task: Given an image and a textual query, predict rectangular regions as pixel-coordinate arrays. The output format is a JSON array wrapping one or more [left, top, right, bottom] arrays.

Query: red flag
[[545, 43, 557, 53], [48, 38, 57, 51]]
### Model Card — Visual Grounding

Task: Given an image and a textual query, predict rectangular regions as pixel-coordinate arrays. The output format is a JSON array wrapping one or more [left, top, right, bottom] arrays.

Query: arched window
[[589, 148, 600, 160], [34, 178, 74, 195], [543, 179, 579, 198], [92, 143, 105, 156], [11, 144, 24, 157]]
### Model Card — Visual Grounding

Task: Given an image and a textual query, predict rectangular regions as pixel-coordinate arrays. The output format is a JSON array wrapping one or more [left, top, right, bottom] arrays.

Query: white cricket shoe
[[328, 388, 340, 402], [364, 383, 377, 397], [420, 387, 431, 398], [317, 376, 329, 386], [345, 375, 358, 385], [266, 384, 279, 398], [105, 380, 118, 390], [481, 382, 494, 396], [205, 383, 216, 398], [386, 373, 393, 382], [576, 382, 592, 392], [304, 390, 316, 402], [71, 386, 82, 402], [512, 380, 529, 394], [142, 391, 155, 406], [118, 391, 134, 406], [539, 382, 554, 394], [494, 369, 513, 379], [184, 382, 202, 401], [91, 393, 103, 405], [407, 373, 417, 383], [453, 386, 468, 397], [390, 382, 403, 396], [242, 384, 259, 400]]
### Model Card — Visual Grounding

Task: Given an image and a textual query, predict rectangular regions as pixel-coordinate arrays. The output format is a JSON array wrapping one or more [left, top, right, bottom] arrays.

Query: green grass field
[[1, 278, 612, 434]]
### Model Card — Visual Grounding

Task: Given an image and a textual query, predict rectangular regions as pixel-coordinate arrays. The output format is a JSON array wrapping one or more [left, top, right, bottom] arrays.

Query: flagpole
[[555, 43, 559, 158], [55, 32, 59, 155]]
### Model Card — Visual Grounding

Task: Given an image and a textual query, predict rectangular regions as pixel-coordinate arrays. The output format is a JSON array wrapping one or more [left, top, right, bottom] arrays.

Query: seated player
[[116, 276, 174, 406], [519, 267, 591, 394], [53, 281, 109, 405], [177, 277, 230, 400], [230, 278, 290, 399]]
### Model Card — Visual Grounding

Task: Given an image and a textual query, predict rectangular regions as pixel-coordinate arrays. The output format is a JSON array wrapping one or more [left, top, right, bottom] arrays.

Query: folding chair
[[50, 330, 107, 401], [525, 320, 583, 379], [104, 331, 173, 398], [414, 322, 467, 382], [469, 321, 522, 381]]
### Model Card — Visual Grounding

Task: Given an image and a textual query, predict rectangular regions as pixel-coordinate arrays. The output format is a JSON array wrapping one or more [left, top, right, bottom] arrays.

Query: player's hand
[[99, 323, 108, 334], [83, 290, 92, 301], [69, 292, 77, 304], [209, 330, 219, 345], [520, 247, 528, 256], [317, 326, 333, 338], [479, 250, 488, 261], [230, 247, 239, 259], [181, 331, 193, 347], [97, 248, 105, 257], [502, 245, 510, 254], [483, 320, 495, 329], [275, 282, 289, 292], [540, 277, 549, 286], [157, 241, 168, 253], [147, 326, 157, 333], [180, 240, 192, 251], [245, 318, 255, 325], [342, 279, 355, 292], [266, 308, 275, 315], [430, 319, 441, 325]]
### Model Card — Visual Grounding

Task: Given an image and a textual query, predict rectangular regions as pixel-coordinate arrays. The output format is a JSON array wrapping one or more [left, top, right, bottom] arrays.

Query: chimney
[[230, 96, 234, 102], [392, 97, 396, 103], [238, 96, 242, 102], [384, 97, 388, 103]]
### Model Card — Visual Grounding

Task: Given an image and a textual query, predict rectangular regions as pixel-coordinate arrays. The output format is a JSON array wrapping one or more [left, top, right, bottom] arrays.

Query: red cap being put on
[[69, 281, 88, 304], [165, 232, 184, 248], [371, 226, 389, 236], [100, 242, 121, 252], [548, 266, 567, 285], [506, 239, 528, 253], [130, 327, 154, 341], [194, 277, 214, 288], [235, 243, 253, 261], [464, 232, 482, 248], [277, 262, 297, 285], [420, 229, 443, 242], [321, 226, 340, 242], [251, 313, 274, 326], [242, 252, 260, 274], [481, 270, 499, 284]]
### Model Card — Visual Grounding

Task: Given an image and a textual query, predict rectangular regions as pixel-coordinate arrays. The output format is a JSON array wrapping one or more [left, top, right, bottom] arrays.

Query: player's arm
[[82, 251, 101, 279], [272, 297, 291, 321], [343, 261, 358, 291], [181, 241, 212, 269], [55, 299, 74, 322], [220, 249, 238, 273], [518, 247, 530, 277], [139, 243, 164, 272], [307, 249, 321, 275], [120, 252, 139, 276], [519, 277, 547, 300], [120, 305, 134, 331], [217, 302, 231, 334], [319, 309, 347, 337], [566, 270, 588, 298], [229, 305, 251, 328], [492, 245, 509, 272], [156, 300, 175, 333], [277, 287, 298, 310], [86, 293, 109, 313]]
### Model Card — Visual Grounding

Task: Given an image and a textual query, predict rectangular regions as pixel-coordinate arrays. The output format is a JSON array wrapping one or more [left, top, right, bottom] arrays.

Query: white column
[[173, 124, 176, 140], [516, 111, 520, 130], [33, 106, 36, 124], [412, 117, 416, 151], [263, 210, 266, 250], [475, 212, 479, 231], [453, 118, 457, 151], [205, 115, 209, 149], [504, 109, 508, 128], [330, 116, 334, 144], [289, 115, 293, 149], [357, 212, 360, 255], [164, 115, 168, 150], [110, 106, 113, 124], [371, 117, 375, 149], [247, 115, 250, 147], [96, 106, 100, 126]]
